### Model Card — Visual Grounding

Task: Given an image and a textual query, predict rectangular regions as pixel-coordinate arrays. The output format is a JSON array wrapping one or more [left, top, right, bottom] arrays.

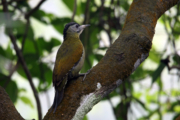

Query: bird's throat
[[64, 33, 79, 41]]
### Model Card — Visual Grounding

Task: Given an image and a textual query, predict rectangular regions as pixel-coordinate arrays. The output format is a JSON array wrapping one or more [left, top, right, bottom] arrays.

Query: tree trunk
[[44, 0, 179, 120], [0, 0, 179, 120], [0, 87, 24, 120]]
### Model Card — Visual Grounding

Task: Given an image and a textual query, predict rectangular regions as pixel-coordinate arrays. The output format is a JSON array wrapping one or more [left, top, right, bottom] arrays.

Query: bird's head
[[63, 22, 90, 40]]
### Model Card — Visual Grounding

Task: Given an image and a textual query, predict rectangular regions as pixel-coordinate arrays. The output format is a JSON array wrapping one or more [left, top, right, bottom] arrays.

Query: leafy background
[[0, 0, 180, 120]]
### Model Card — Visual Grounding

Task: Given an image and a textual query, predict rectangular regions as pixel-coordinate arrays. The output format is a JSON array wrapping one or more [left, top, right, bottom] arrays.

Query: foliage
[[0, 0, 180, 120]]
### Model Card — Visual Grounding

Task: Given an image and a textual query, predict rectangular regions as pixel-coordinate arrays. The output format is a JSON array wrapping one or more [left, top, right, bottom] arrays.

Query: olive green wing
[[53, 41, 83, 86]]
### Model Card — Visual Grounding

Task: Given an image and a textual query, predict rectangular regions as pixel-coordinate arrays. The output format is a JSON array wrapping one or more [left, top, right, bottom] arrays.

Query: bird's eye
[[76, 24, 79, 28]]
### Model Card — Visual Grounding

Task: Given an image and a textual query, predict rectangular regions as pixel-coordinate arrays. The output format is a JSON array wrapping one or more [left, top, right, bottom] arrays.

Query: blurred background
[[0, 0, 180, 120]]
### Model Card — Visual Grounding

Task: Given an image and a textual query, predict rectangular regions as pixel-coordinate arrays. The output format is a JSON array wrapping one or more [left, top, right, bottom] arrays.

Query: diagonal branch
[[3, 15, 30, 90], [71, 0, 77, 21], [1, 0, 42, 120], [21, 18, 30, 51], [0, 86, 24, 120], [43, 0, 180, 120], [25, 0, 46, 19]]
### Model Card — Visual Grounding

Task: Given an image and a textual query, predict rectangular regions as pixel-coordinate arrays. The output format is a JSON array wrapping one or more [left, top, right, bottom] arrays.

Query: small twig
[[9, 3, 24, 14], [3, 15, 30, 90], [161, 56, 180, 71], [83, 0, 90, 24], [2, 0, 42, 120], [82, 0, 91, 67], [71, 0, 77, 22], [0, 0, 25, 5], [25, 0, 46, 19], [10, 31, 43, 120], [21, 18, 30, 51], [99, 0, 105, 24], [169, 66, 180, 70]]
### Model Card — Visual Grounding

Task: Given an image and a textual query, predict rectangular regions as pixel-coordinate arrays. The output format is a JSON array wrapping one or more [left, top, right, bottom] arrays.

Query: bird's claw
[[79, 69, 91, 81], [83, 69, 91, 81]]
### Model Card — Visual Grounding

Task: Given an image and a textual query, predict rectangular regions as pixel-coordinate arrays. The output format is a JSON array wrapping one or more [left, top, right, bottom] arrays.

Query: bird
[[51, 22, 90, 113]]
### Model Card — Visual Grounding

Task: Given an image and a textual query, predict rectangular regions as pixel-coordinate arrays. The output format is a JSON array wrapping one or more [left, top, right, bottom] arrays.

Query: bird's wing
[[53, 40, 83, 86]]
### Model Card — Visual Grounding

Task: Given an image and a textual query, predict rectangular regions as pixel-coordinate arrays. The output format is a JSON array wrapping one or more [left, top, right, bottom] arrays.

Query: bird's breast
[[70, 47, 85, 77]]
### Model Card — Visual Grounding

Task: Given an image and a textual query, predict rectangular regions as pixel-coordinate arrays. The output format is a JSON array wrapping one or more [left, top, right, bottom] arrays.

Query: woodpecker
[[51, 22, 90, 113]]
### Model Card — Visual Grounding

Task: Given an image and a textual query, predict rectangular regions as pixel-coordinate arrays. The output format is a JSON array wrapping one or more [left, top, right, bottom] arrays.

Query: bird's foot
[[79, 69, 91, 81]]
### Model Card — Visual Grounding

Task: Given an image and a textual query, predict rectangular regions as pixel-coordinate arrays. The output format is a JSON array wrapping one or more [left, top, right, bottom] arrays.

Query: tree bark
[[44, 0, 179, 120], [0, 86, 24, 120], [0, 0, 179, 120]]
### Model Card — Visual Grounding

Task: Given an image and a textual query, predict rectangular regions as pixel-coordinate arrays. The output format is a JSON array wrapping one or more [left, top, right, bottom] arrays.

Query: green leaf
[[131, 64, 153, 81], [62, 0, 74, 11], [145, 89, 157, 104], [133, 92, 142, 99], [168, 101, 180, 112], [36, 37, 61, 55], [17, 65, 26, 79], [0, 73, 7, 80], [173, 21, 180, 39], [88, 54, 95, 65], [81, 59, 91, 73], [37, 63, 53, 91], [151, 62, 166, 84], [51, 18, 71, 34], [149, 50, 161, 63], [156, 77, 162, 90], [134, 98, 147, 111], [50, 38, 61, 47], [32, 10, 48, 24], [83, 115, 88, 120], [20, 96, 34, 108], [5, 81, 18, 103], [171, 89, 180, 97], [89, 29, 99, 49], [23, 39, 36, 54], [27, 25, 35, 40], [16, 25, 34, 40], [44, 68, 53, 87], [120, 1, 130, 11], [18, 88, 26, 93], [94, 54, 103, 61], [12, 20, 25, 37], [0, 43, 14, 59], [172, 54, 180, 66], [24, 53, 39, 65], [16, 1, 30, 9]]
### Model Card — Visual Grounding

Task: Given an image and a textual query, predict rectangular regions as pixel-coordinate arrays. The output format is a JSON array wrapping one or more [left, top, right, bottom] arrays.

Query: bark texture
[[0, 0, 179, 120], [0, 86, 24, 120], [44, 0, 179, 120]]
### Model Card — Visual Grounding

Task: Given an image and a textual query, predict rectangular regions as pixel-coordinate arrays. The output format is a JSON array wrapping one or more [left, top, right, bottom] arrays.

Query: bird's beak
[[79, 24, 90, 30]]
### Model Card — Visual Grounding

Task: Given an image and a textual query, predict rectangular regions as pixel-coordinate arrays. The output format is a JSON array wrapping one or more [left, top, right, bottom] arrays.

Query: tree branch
[[9, 33, 42, 120], [71, 0, 77, 22], [25, 0, 46, 19], [21, 18, 30, 51], [43, 0, 180, 120], [1, 0, 42, 120], [0, 86, 24, 120]]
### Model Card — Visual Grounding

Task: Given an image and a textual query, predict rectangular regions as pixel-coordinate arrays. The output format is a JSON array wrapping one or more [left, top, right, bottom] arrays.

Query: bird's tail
[[51, 88, 64, 113]]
